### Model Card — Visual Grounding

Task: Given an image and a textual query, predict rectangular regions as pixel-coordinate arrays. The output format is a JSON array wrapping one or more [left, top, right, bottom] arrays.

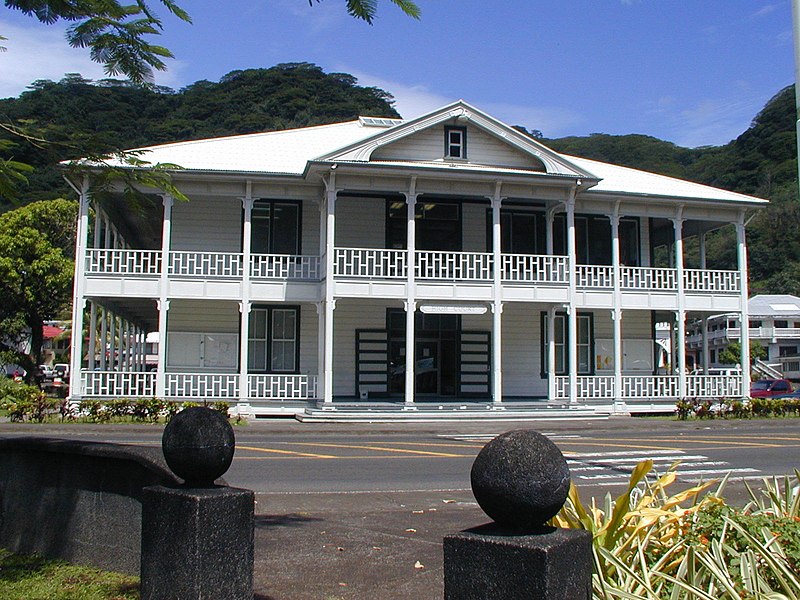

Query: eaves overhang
[[305, 159, 599, 190]]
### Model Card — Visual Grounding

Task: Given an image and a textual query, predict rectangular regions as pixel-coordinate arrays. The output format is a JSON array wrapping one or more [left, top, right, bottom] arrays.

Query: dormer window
[[445, 126, 467, 159]]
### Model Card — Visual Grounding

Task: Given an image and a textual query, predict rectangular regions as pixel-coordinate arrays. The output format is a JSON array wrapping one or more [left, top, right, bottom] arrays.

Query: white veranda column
[[610, 203, 623, 407], [68, 178, 91, 401], [404, 182, 417, 408], [156, 193, 173, 399], [736, 218, 751, 397], [491, 186, 503, 406], [547, 306, 557, 400], [673, 211, 687, 399], [701, 316, 710, 373], [322, 179, 337, 406], [239, 192, 254, 416], [566, 190, 578, 404]]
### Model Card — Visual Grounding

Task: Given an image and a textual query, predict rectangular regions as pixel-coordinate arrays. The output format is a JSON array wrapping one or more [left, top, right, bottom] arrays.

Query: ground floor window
[[540, 312, 594, 375], [248, 306, 299, 373]]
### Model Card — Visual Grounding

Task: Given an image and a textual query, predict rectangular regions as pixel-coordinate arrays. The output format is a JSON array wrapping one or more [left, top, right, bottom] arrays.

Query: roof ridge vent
[[359, 116, 405, 128]]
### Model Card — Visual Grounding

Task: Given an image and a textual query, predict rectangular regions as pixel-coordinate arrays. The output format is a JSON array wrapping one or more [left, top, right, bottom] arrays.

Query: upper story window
[[251, 200, 300, 255], [445, 126, 467, 159]]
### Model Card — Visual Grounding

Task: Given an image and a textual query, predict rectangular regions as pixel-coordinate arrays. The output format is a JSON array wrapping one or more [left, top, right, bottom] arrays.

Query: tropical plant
[[552, 462, 800, 599]]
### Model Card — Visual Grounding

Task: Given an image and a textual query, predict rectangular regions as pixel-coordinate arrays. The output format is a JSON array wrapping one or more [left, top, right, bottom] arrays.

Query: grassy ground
[[0, 549, 139, 600]]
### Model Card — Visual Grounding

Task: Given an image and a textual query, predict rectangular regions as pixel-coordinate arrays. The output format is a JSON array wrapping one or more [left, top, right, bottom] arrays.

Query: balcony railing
[[248, 374, 318, 399], [86, 249, 161, 276], [621, 266, 677, 291], [84, 247, 742, 294], [251, 254, 320, 280], [415, 251, 493, 280], [684, 269, 740, 293], [82, 370, 156, 397], [334, 248, 406, 278], [169, 251, 243, 278], [165, 373, 239, 398], [576, 265, 614, 288], [501, 254, 569, 284]]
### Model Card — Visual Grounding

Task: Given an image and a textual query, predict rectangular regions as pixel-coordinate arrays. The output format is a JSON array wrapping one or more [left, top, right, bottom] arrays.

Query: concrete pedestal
[[140, 485, 254, 600], [443, 523, 592, 600]]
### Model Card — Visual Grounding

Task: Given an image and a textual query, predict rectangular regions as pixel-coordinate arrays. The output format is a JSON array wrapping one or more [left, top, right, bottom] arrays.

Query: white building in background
[[686, 295, 800, 379], [66, 101, 766, 418]]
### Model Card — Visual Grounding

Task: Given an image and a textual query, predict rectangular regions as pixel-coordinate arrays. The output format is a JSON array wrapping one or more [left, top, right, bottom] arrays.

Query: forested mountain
[[1, 64, 798, 294], [0, 63, 399, 204]]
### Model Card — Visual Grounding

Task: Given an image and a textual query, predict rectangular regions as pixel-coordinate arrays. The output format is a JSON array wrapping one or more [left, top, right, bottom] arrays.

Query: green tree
[[0, 200, 77, 383], [718, 340, 767, 366]]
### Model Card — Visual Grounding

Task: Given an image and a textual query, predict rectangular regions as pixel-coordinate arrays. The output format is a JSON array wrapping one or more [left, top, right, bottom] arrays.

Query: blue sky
[[0, 0, 795, 147]]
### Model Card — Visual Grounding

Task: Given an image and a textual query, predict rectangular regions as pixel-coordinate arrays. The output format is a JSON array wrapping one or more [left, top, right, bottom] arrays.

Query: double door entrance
[[389, 338, 459, 396]]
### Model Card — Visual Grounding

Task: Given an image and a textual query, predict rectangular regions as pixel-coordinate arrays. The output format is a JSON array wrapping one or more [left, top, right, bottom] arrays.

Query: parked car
[[53, 363, 69, 381], [38, 365, 54, 380], [749, 378, 794, 398]]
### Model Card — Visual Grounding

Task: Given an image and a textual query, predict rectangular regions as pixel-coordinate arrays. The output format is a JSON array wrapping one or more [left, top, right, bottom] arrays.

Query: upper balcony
[[85, 247, 742, 308]]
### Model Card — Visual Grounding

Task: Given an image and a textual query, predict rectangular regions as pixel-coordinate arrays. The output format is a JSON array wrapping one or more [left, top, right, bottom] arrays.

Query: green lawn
[[0, 549, 139, 600]]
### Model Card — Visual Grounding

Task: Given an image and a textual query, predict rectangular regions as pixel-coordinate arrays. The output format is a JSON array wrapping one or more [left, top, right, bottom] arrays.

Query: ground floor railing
[[248, 374, 317, 399], [165, 373, 239, 398], [554, 374, 741, 400], [82, 371, 156, 397]]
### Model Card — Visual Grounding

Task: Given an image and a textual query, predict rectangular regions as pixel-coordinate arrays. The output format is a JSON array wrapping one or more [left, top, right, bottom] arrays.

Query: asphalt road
[[3, 417, 799, 599]]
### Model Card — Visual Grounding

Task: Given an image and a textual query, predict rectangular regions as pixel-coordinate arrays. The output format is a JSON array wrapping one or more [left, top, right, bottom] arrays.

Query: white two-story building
[[67, 101, 765, 418]]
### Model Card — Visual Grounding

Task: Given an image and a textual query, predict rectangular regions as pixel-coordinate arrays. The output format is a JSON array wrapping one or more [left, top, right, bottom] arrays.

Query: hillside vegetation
[[1, 65, 797, 294]]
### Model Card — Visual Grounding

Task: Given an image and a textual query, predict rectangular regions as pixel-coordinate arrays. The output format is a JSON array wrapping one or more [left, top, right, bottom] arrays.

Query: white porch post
[[566, 189, 578, 404], [673, 211, 687, 398], [404, 181, 417, 408], [611, 202, 623, 409], [68, 177, 91, 400], [701, 316, 710, 372], [156, 193, 173, 399], [491, 184, 503, 406], [546, 207, 555, 255], [109, 313, 117, 370], [547, 306, 557, 400], [322, 177, 337, 406], [699, 233, 707, 270], [100, 306, 108, 370], [88, 301, 97, 371], [736, 217, 751, 397], [239, 190, 254, 416]]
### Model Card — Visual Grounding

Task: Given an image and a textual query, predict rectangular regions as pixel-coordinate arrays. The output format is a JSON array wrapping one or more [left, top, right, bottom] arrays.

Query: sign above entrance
[[420, 305, 487, 315]]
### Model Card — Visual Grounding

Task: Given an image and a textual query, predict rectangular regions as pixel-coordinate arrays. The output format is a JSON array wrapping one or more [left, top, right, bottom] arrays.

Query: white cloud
[[345, 69, 582, 137], [0, 19, 185, 99]]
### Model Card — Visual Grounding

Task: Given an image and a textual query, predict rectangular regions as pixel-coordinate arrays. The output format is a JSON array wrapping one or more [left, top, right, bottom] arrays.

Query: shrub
[[210, 401, 230, 419], [0, 379, 58, 422], [552, 463, 800, 599]]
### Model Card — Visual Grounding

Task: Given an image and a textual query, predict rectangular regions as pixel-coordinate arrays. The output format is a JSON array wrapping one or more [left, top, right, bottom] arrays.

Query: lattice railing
[[622, 375, 679, 398], [169, 252, 243, 278], [165, 373, 239, 398], [333, 248, 407, 278], [415, 251, 493, 280], [86, 249, 161, 276], [620, 266, 677, 291], [251, 254, 320, 280], [501, 254, 569, 284], [575, 265, 614, 288], [686, 375, 742, 398], [683, 269, 740, 293], [248, 374, 317, 399], [82, 371, 156, 397]]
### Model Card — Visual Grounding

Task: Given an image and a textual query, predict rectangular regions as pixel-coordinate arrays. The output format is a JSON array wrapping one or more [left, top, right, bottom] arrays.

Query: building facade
[[67, 102, 765, 416]]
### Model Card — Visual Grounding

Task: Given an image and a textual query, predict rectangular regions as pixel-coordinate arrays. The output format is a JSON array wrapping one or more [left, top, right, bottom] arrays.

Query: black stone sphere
[[162, 407, 235, 487], [470, 429, 570, 530]]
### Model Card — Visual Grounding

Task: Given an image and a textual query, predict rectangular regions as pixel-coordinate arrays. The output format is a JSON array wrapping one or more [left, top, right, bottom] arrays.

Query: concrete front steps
[[294, 401, 609, 423]]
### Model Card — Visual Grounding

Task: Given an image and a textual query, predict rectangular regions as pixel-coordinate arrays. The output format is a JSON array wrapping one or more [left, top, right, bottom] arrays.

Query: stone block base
[[141, 485, 254, 600], [444, 524, 592, 600]]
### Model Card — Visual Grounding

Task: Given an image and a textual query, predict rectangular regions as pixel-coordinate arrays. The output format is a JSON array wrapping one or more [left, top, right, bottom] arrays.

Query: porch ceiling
[[90, 297, 159, 331]]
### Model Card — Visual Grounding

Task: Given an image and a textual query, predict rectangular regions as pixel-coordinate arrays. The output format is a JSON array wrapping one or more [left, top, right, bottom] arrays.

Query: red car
[[749, 378, 793, 398]]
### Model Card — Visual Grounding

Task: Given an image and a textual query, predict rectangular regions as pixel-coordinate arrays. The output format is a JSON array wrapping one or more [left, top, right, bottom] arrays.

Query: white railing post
[[611, 202, 623, 410], [323, 177, 337, 407]]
